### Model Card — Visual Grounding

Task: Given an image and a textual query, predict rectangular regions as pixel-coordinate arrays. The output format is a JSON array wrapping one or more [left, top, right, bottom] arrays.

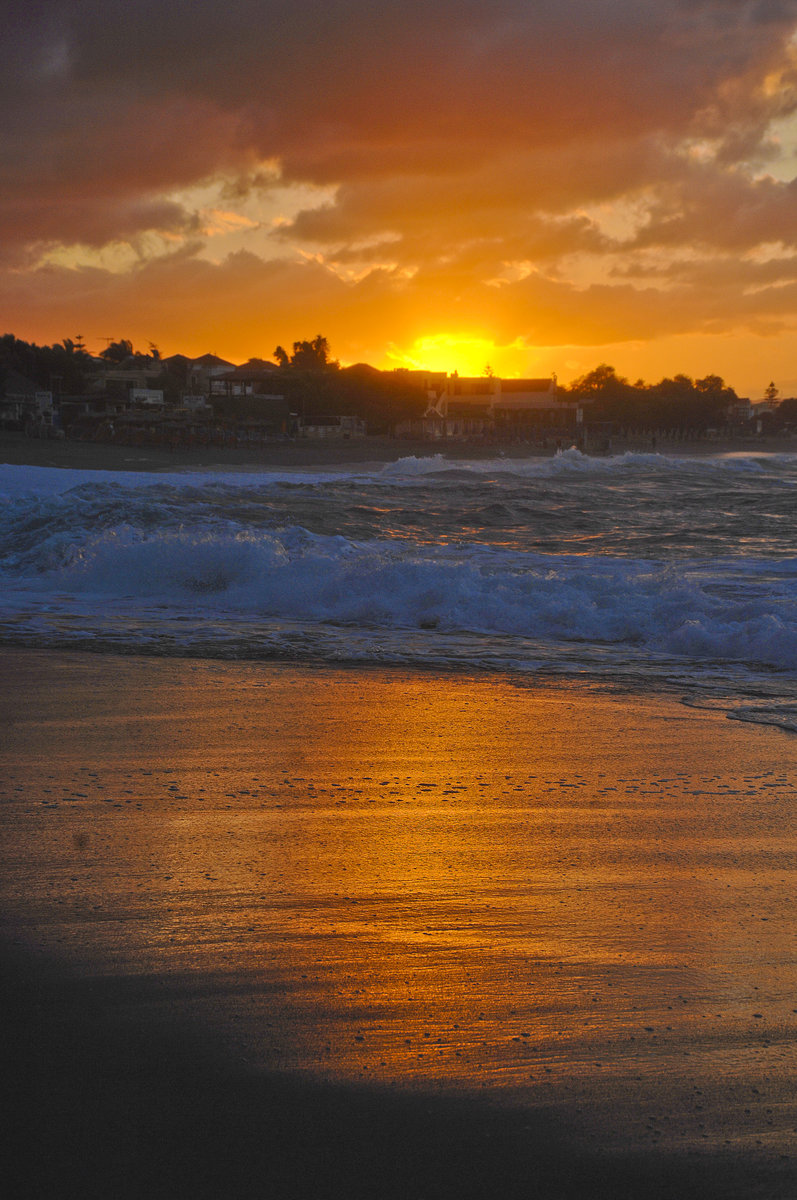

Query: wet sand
[[1, 649, 796, 1197]]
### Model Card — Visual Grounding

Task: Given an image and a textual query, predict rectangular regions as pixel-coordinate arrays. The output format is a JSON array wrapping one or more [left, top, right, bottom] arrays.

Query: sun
[[385, 334, 532, 378]]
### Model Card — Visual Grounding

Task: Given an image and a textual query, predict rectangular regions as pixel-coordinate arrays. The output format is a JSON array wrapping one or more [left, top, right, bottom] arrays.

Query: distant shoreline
[[1, 428, 794, 472]]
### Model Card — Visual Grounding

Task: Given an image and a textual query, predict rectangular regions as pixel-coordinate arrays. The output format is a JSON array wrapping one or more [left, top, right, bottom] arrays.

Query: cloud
[[6, 237, 797, 369], [0, 197, 199, 265], [3, 1, 797, 376], [631, 168, 797, 250], [6, 4, 795, 189]]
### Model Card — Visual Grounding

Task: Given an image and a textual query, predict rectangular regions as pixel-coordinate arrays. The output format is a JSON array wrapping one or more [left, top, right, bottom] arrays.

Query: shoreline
[[2, 427, 794, 472], [2, 648, 795, 1196]]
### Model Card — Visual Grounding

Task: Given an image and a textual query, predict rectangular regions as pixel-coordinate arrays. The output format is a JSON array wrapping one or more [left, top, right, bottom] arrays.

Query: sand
[[1, 649, 795, 1198]]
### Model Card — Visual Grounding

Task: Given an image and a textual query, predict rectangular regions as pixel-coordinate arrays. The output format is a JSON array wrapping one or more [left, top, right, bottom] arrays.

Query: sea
[[2, 446, 797, 734]]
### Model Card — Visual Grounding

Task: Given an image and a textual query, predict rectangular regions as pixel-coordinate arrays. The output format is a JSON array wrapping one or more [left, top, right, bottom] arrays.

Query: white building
[[419, 375, 576, 437]]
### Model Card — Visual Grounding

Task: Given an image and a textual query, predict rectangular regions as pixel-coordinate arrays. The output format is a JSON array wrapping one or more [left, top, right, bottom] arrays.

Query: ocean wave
[[728, 703, 797, 733], [2, 456, 797, 734], [3, 449, 796, 503], [376, 447, 797, 481], [4, 523, 793, 673]]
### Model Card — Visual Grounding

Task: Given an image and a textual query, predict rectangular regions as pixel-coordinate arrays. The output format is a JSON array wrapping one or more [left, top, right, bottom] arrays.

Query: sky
[[4, 1, 797, 395]]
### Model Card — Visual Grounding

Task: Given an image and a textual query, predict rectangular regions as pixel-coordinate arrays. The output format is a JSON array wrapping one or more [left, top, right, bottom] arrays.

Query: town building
[[398, 374, 581, 440], [0, 369, 58, 435]]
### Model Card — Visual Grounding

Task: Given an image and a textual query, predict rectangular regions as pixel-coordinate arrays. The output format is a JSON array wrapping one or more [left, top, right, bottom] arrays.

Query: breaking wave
[[2, 451, 797, 730]]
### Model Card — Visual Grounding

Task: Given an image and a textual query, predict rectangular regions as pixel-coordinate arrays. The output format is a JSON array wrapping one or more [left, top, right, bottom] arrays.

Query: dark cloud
[[5, 3, 794, 189], [612, 252, 797, 288], [632, 171, 797, 250], [0, 196, 199, 257]]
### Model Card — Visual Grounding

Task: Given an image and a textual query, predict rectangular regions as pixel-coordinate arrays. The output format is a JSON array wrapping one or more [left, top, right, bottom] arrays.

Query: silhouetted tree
[[567, 364, 737, 432], [694, 374, 725, 394], [567, 364, 640, 424], [568, 363, 629, 398], [272, 335, 338, 371], [0, 333, 92, 395], [99, 339, 134, 363]]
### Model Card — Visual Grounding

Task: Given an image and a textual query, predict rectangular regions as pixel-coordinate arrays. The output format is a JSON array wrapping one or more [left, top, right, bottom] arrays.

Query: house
[[300, 414, 367, 439], [180, 395, 212, 414], [186, 354, 237, 395], [726, 397, 752, 427], [0, 369, 56, 431], [210, 361, 281, 399], [390, 368, 449, 403], [413, 374, 577, 438], [129, 388, 165, 411], [85, 354, 162, 403]]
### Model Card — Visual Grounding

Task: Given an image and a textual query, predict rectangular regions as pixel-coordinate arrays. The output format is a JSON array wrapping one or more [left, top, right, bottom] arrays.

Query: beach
[[2, 648, 796, 1198], [2, 436, 796, 1197]]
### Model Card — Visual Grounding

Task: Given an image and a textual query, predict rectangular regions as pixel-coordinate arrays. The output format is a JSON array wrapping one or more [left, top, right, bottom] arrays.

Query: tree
[[99, 338, 134, 363], [0, 333, 91, 395], [764, 381, 779, 404], [568, 363, 633, 400], [694, 374, 726, 394], [567, 364, 640, 423], [272, 335, 338, 371], [647, 373, 734, 432], [57, 334, 87, 357]]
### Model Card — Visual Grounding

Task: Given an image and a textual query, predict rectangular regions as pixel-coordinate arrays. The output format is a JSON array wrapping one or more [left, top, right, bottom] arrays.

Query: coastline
[[2, 427, 794, 472], [2, 648, 795, 1197]]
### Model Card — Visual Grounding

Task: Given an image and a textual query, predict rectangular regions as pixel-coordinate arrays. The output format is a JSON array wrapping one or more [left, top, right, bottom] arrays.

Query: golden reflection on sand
[[1, 650, 796, 1160]]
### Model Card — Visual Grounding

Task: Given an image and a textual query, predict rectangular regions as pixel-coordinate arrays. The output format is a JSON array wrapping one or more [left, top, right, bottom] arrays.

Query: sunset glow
[[5, 3, 797, 394], [386, 335, 534, 378]]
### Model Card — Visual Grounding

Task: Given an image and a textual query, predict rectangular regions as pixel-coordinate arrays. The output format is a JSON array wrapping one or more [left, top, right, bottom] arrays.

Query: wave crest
[[18, 525, 791, 672]]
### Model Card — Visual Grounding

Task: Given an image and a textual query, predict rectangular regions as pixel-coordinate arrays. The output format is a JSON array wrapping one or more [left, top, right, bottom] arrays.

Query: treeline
[[211, 370, 428, 437], [0, 333, 94, 396], [565, 364, 744, 433], [3, 333, 794, 434], [242, 336, 428, 431], [0, 333, 179, 400], [564, 363, 794, 433], [210, 363, 428, 433], [0, 333, 429, 432]]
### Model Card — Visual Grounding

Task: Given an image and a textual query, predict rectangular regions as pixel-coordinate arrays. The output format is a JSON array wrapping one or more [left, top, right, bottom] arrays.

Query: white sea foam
[[0, 462, 348, 501], [2, 454, 797, 728], [5, 520, 794, 670], [374, 447, 788, 480], [1, 448, 795, 501]]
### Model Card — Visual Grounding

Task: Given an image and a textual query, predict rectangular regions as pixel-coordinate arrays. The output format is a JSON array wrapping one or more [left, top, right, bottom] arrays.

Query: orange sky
[[4, 2, 797, 396]]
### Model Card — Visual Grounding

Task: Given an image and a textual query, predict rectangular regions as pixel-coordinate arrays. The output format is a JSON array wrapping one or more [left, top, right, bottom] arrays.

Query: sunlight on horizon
[[384, 334, 535, 379]]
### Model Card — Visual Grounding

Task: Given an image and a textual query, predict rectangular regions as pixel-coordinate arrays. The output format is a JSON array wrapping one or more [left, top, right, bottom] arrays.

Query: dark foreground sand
[[1, 650, 796, 1198]]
